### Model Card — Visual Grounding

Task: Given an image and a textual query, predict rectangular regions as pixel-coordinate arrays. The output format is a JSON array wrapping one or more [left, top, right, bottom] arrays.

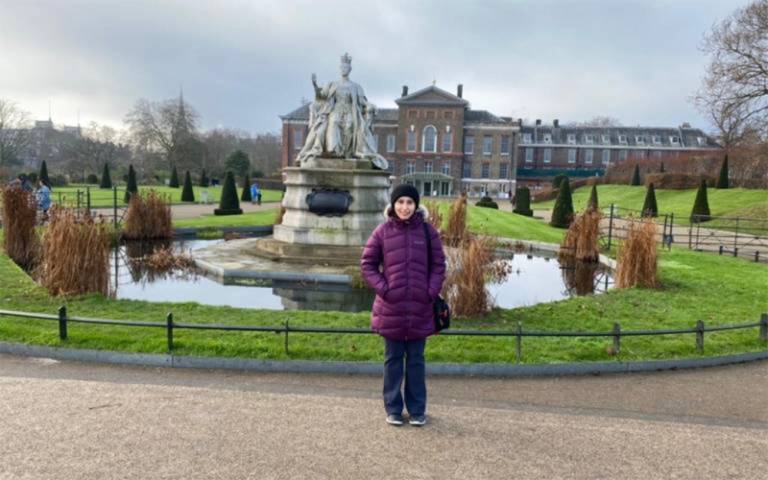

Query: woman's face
[[394, 196, 415, 220]]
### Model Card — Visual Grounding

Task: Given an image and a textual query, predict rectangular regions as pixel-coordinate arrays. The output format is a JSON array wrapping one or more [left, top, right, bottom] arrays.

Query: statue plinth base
[[266, 156, 389, 263]]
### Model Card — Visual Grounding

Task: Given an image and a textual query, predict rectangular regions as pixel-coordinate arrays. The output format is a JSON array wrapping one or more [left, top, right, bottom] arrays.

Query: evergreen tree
[[241, 172, 252, 202], [630, 164, 641, 186], [39, 160, 50, 186], [224, 150, 251, 178], [199, 169, 209, 187], [552, 173, 567, 189], [550, 177, 574, 228], [512, 187, 533, 217], [100, 163, 113, 189], [169, 165, 180, 188], [717, 155, 730, 189], [642, 183, 658, 217], [124, 165, 138, 203], [214, 171, 243, 215], [587, 184, 599, 211], [690, 179, 711, 222], [181, 170, 195, 202]]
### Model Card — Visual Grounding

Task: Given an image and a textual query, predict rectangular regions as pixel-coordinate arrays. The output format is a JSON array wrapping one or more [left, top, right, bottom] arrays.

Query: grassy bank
[[533, 185, 768, 223], [0, 242, 765, 363], [173, 210, 279, 228], [52, 185, 283, 207]]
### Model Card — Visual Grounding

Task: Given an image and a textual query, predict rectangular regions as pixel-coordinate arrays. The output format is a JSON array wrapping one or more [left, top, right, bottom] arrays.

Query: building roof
[[464, 110, 510, 125], [395, 85, 468, 106], [519, 124, 720, 148]]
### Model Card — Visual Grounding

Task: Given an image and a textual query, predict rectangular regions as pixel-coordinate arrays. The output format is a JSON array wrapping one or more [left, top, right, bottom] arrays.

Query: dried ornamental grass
[[122, 190, 172, 240], [1, 186, 40, 270], [615, 219, 659, 289], [443, 236, 509, 317], [40, 207, 110, 296], [444, 194, 467, 247], [559, 208, 601, 262], [422, 200, 443, 233]]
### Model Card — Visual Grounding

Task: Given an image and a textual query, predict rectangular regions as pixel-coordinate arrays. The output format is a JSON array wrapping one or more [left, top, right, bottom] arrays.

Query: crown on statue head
[[341, 53, 352, 65]]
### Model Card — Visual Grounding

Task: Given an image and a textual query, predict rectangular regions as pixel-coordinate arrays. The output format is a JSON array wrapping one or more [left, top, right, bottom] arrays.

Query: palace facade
[[281, 84, 720, 197]]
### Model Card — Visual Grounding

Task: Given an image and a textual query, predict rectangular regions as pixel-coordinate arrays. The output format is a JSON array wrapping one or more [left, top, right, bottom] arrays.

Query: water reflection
[[111, 240, 613, 311]]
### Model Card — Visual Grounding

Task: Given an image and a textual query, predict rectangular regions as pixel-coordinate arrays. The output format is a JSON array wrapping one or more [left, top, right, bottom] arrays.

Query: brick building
[[281, 85, 720, 197]]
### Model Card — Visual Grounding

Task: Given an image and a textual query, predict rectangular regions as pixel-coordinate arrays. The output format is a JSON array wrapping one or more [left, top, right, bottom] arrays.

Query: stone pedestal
[[273, 157, 390, 247]]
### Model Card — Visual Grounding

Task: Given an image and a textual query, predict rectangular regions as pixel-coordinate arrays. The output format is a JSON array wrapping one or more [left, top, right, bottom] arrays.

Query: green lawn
[[533, 185, 768, 223], [52, 184, 283, 207], [173, 210, 280, 228]]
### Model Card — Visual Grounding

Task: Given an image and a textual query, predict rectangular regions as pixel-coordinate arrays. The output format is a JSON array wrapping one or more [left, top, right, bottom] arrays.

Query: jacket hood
[[384, 204, 429, 221]]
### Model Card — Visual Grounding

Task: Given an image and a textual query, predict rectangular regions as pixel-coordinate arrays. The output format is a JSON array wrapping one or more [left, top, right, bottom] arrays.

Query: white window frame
[[522, 133, 532, 144], [386, 134, 396, 153], [542, 133, 552, 144], [543, 148, 552, 163], [462, 162, 472, 178], [619, 150, 628, 161], [635, 135, 646, 146], [525, 148, 533, 164], [567, 134, 576, 145], [652, 135, 661, 145], [422, 125, 437, 153], [500, 135, 511, 155], [585, 149, 594, 165], [602, 134, 611, 144], [669, 136, 680, 146], [442, 133, 452, 153], [500, 163, 508, 179], [406, 162, 415, 175], [442, 161, 451, 175], [425, 161, 433, 173], [481, 163, 490, 178], [602, 149, 611, 165], [407, 131, 416, 152], [483, 135, 493, 155], [568, 149, 577, 164], [618, 135, 628, 145], [464, 136, 475, 154], [293, 128, 304, 150], [584, 134, 595, 145], [697, 136, 705, 146]]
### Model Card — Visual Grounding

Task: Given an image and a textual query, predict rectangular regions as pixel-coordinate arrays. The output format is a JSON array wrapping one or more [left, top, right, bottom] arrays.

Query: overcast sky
[[0, 0, 751, 135]]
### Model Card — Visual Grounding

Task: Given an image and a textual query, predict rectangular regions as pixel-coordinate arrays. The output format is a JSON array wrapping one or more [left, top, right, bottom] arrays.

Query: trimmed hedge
[[513, 187, 533, 216], [214, 171, 243, 216], [181, 171, 195, 202]]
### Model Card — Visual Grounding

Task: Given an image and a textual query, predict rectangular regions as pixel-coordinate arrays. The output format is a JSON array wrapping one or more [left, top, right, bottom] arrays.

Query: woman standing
[[361, 184, 446, 427]]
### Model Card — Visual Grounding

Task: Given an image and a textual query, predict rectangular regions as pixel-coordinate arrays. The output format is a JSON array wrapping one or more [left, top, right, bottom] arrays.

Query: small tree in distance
[[214, 171, 243, 215], [513, 187, 533, 217], [642, 183, 658, 217], [100, 163, 112, 189], [587, 184, 599, 211], [181, 170, 195, 202], [691, 179, 711, 222], [550, 177, 574, 228], [199, 169, 209, 187], [241, 172, 252, 202], [124, 165, 138, 203], [169, 165, 180, 188], [717, 155, 730, 189], [630, 164, 641, 186]]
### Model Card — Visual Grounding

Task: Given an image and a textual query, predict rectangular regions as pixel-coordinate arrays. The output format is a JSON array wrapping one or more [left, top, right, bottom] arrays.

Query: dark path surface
[[1, 353, 767, 479]]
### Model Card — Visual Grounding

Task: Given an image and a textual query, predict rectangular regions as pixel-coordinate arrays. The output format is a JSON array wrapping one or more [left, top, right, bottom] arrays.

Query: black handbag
[[423, 223, 450, 332]]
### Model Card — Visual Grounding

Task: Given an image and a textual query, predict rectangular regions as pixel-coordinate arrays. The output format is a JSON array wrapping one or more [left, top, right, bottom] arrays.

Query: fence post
[[695, 320, 704, 353], [612, 323, 621, 355], [734, 217, 740, 252], [759, 314, 768, 342], [76, 189, 81, 212], [688, 221, 693, 250], [607, 204, 615, 250], [284, 320, 290, 355], [669, 212, 674, 245], [113, 186, 118, 231], [719, 245, 724, 256], [515, 321, 522, 363], [756, 251, 760, 263], [58, 306, 68, 341], [86, 186, 91, 214], [662, 214, 668, 246], [166, 312, 174, 352]]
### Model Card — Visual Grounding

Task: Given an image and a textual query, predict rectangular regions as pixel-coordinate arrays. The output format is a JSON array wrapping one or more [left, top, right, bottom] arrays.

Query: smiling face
[[394, 196, 416, 220]]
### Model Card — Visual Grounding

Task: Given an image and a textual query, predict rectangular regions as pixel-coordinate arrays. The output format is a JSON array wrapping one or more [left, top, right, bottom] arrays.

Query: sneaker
[[386, 414, 404, 426], [409, 414, 426, 426]]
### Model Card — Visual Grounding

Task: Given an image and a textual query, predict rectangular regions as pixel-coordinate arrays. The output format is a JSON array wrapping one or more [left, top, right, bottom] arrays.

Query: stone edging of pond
[[2, 341, 766, 377]]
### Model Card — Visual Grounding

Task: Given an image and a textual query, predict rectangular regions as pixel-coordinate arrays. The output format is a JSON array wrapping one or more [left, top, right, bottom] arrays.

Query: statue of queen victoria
[[297, 53, 388, 170]]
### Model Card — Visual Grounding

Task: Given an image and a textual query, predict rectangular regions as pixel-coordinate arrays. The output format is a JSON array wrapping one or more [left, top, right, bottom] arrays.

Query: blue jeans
[[383, 338, 426, 416]]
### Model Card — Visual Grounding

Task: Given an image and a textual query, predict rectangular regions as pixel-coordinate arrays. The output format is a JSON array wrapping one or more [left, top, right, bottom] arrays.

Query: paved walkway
[[1, 353, 767, 479]]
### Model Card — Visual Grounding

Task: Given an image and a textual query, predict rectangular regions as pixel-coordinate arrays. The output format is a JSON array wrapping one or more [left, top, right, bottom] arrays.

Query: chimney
[[518, 118, 523, 125], [457, 84, 463, 98], [401, 85, 409, 97], [535, 119, 542, 126], [553, 119, 559, 128]]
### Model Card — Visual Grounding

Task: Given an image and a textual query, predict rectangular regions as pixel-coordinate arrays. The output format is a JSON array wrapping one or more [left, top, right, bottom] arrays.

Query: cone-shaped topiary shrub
[[717, 155, 729, 189], [587, 184, 599, 211], [169, 165, 180, 188], [39, 160, 50, 186], [214, 171, 243, 215], [552, 174, 567, 189], [100, 163, 112, 189], [124, 165, 138, 203], [86, 173, 99, 184], [475, 195, 498, 209], [199, 169, 209, 187], [642, 183, 658, 217], [181, 171, 195, 202], [513, 187, 533, 216], [630, 164, 641, 186], [550, 177, 574, 228], [241, 172, 252, 202], [690, 179, 711, 222]]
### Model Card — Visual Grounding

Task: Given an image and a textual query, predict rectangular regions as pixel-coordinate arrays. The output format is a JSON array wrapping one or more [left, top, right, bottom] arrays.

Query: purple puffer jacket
[[360, 206, 446, 341]]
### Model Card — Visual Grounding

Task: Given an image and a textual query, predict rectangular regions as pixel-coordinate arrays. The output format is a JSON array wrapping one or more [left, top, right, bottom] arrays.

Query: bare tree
[[695, 0, 768, 148], [124, 96, 200, 171], [0, 99, 32, 170]]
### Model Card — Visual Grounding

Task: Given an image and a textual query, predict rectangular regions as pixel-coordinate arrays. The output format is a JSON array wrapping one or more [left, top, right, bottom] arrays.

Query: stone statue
[[297, 53, 388, 170]]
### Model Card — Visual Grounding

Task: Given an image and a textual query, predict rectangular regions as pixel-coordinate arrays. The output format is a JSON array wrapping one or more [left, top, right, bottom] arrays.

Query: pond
[[111, 239, 613, 312]]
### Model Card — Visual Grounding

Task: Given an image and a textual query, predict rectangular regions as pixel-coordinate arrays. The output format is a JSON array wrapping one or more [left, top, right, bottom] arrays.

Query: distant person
[[35, 179, 51, 220], [360, 184, 446, 427], [250, 182, 261, 205]]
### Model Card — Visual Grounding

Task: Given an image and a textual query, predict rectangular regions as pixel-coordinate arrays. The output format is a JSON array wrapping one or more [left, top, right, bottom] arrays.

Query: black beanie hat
[[390, 184, 420, 210]]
